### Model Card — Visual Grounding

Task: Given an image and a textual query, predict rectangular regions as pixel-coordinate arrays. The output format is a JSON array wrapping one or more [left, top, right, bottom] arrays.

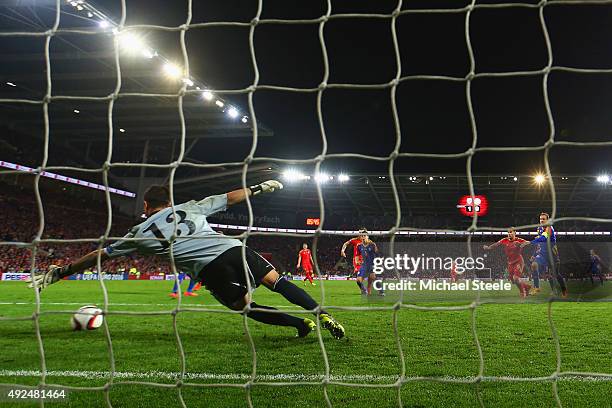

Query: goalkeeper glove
[[249, 180, 283, 196], [25, 265, 69, 292]]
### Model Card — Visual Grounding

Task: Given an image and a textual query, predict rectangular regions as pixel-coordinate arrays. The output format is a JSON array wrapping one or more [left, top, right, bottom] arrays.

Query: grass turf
[[0, 280, 610, 407]]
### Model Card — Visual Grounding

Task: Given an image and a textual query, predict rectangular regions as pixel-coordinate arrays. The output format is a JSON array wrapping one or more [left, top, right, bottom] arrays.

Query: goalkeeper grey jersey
[[104, 194, 242, 276]]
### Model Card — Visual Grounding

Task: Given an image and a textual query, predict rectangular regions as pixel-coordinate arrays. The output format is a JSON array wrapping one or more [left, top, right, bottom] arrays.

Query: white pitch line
[[0, 370, 609, 383], [0, 370, 390, 382], [0, 302, 296, 309]]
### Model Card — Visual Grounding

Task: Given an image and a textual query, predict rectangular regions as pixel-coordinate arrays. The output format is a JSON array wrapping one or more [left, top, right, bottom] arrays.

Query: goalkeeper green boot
[[319, 313, 345, 339], [297, 318, 316, 338]]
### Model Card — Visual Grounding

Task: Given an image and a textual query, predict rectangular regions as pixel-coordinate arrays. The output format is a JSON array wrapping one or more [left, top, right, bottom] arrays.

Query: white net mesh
[[0, 0, 611, 407]]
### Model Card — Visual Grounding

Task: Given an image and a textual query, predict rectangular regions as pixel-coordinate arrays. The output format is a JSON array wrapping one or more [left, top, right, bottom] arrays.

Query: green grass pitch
[[0, 280, 610, 407]]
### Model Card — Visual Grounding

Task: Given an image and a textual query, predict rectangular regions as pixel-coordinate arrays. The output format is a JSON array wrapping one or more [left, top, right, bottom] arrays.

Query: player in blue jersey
[[587, 249, 605, 286], [26, 182, 345, 339], [357, 235, 383, 296], [521, 212, 567, 297]]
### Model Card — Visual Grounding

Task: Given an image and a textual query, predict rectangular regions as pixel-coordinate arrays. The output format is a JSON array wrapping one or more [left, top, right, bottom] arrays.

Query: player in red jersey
[[297, 243, 316, 286], [483, 227, 531, 298], [341, 228, 368, 294], [450, 262, 457, 283]]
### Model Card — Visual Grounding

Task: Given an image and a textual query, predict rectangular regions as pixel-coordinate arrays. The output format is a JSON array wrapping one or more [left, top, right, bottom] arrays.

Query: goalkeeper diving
[[27, 180, 345, 339]]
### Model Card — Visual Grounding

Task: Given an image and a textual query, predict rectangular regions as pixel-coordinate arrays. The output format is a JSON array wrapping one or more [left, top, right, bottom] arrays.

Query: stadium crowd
[[1, 180, 606, 279], [0, 181, 153, 274], [0, 181, 349, 276]]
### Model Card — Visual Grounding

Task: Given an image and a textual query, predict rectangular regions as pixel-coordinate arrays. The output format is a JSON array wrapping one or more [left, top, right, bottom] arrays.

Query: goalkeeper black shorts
[[198, 246, 275, 307]]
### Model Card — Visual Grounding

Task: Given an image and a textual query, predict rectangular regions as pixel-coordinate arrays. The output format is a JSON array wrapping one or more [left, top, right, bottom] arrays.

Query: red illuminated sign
[[457, 195, 489, 217], [306, 218, 321, 226]]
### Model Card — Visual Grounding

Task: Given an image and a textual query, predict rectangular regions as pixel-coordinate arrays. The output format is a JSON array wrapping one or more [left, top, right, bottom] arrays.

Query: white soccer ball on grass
[[71, 305, 104, 331]]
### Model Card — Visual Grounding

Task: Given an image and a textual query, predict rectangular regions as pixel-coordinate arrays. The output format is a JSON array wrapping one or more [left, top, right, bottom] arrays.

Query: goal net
[[1, 1, 611, 407]]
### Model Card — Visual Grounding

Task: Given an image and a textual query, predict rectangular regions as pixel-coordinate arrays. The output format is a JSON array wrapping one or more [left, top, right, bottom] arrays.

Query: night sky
[[4, 0, 612, 176]]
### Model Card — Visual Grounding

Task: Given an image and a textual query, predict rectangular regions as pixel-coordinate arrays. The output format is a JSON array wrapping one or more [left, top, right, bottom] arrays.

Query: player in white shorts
[[26, 181, 345, 339]]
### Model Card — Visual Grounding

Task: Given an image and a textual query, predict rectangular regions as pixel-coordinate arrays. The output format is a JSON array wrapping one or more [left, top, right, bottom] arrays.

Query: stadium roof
[[0, 1, 272, 178], [185, 170, 612, 225], [1, 1, 611, 231]]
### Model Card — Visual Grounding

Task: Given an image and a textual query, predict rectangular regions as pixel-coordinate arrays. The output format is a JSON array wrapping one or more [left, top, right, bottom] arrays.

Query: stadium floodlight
[[241, 116, 248, 123], [119, 128, 125, 133], [227, 107, 239, 119], [282, 169, 307, 183], [202, 91, 214, 101], [596, 174, 610, 183], [118, 33, 145, 54], [513, 176, 518, 181], [87, 11, 93, 17], [6, 82, 16, 87], [533, 174, 545, 185], [163, 62, 182, 79], [76, 5, 83, 10], [215, 100, 225, 108], [98, 20, 110, 28], [73, 109, 80, 114], [338, 174, 349, 182], [315, 172, 331, 184]]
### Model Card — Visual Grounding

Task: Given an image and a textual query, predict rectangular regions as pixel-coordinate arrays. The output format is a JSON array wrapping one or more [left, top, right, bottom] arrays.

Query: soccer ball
[[71, 305, 104, 331]]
